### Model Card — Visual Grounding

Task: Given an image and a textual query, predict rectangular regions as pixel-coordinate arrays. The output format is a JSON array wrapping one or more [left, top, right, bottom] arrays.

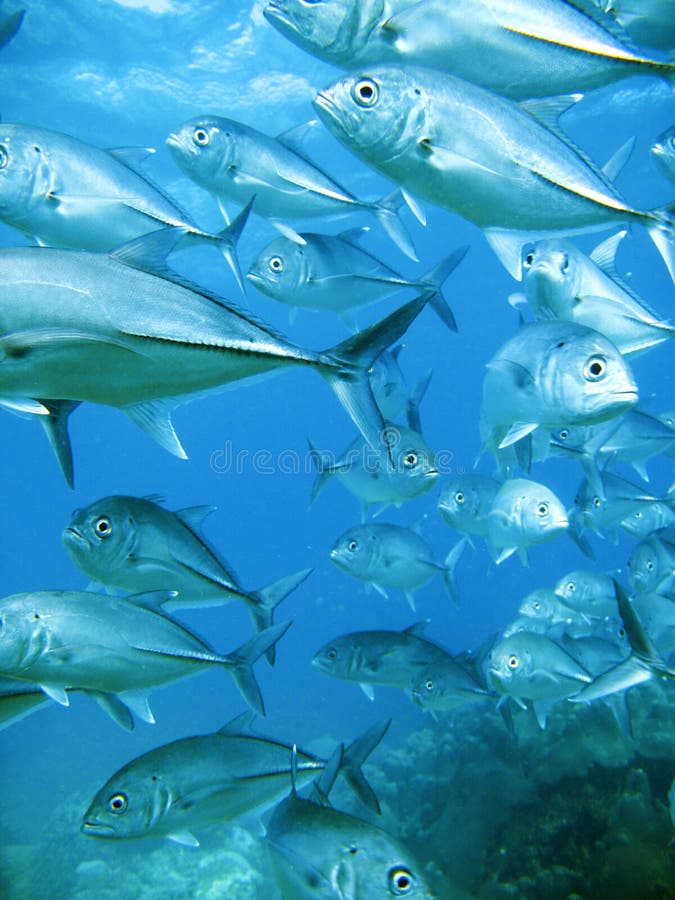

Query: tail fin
[[249, 569, 313, 666], [646, 203, 675, 284], [307, 438, 346, 504], [373, 188, 419, 261], [37, 399, 81, 489], [226, 621, 291, 716], [418, 244, 470, 332], [319, 292, 431, 460], [191, 197, 253, 296], [340, 719, 390, 814]]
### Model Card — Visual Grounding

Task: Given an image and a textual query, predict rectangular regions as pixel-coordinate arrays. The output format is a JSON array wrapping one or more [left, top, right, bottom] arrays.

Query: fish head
[[330, 526, 376, 577], [517, 483, 569, 543], [247, 234, 307, 299], [166, 116, 237, 188], [522, 239, 581, 317], [312, 635, 357, 679], [81, 766, 172, 840], [518, 588, 557, 621], [314, 66, 428, 166], [488, 633, 534, 692], [626, 538, 664, 594], [263, 0, 379, 63], [0, 125, 55, 219], [62, 495, 138, 583], [438, 474, 495, 530], [410, 666, 453, 712], [387, 424, 439, 494]]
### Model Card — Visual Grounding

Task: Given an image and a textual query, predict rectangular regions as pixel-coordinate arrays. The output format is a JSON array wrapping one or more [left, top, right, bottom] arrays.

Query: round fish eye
[[402, 451, 418, 468], [522, 251, 535, 268], [95, 516, 112, 537], [425, 679, 434, 691], [567, 581, 576, 592], [0, 145, 8, 169], [646, 559, 655, 571], [193, 128, 209, 147], [584, 355, 607, 381], [532, 600, 540, 610], [108, 793, 127, 814], [352, 78, 379, 108], [348, 540, 359, 552], [558, 429, 569, 440], [326, 648, 337, 660], [508, 655, 519, 668], [593, 497, 602, 508], [560, 253, 569, 273], [454, 490, 465, 504], [269, 256, 284, 273], [388, 866, 414, 895], [536, 502, 549, 516]]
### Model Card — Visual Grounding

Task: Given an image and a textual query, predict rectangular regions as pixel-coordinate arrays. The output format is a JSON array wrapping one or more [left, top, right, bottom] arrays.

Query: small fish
[[266, 743, 438, 899], [651, 125, 675, 184], [312, 621, 459, 701], [517, 233, 675, 356], [518, 587, 582, 630], [486, 477, 570, 565], [309, 423, 438, 520], [166, 115, 419, 259], [0, 589, 290, 723], [620, 501, 675, 539], [480, 320, 637, 463], [573, 470, 674, 537], [437, 473, 501, 539], [63, 495, 311, 664], [553, 569, 618, 619], [409, 659, 489, 714], [248, 228, 467, 330], [0, 7, 23, 50], [81, 714, 388, 845], [0, 123, 249, 292], [330, 523, 464, 609], [626, 526, 675, 596], [314, 66, 675, 281]]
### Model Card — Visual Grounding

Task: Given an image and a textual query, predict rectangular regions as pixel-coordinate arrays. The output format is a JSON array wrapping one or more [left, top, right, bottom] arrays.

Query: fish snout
[[166, 133, 193, 159], [81, 819, 115, 837]]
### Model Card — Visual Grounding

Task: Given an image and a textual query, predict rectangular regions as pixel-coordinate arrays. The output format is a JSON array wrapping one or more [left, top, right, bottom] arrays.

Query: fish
[[266, 742, 438, 899], [553, 569, 618, 620], [309, 422, 438, 520], [626, 526, 675, 596], [620, 501, 675, 539], [651, 125, 675, 184], [515, 233, 675, 357], [312, 621, 460, 701], [0, 123, 250, 292], [517, 587, 584, 631], [0, 230, 432, 479], [437, 473, 501, 539], [313, 65, 675, 281], [0, 7, 23, 50], [248, 228, 467, 330], [0, 588, 290, 723], [409, 658, 489, 714], [599, 0, 675, 51], [485, 477, 570, 564], [81, 713, 388, 845], [266, 0, 675, 97], [166, 115, 419, 259], [63, 494, 311, 663], [329, 522, 464, 609], [573, 470, 675, 537], [488, 630, 592, 726], [480, 321, 638, 462]]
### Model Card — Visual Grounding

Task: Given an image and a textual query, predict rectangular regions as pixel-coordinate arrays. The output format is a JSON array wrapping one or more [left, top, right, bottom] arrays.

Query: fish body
[[521, 234, 675, 356], [0, 237, 430, 470], [0, 589, 288, 720], [166, 115, 415, 258], [267, 0, 675, 97], [651, 125, 675, 184], [437, 473, 501, 538], [314, 65, 675, 280], [486, 477, 570, 564], [480, 320, 638, 455]]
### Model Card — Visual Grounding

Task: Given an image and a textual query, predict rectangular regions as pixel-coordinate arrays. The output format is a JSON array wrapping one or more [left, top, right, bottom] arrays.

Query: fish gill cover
[[0, 1, 673, 898]]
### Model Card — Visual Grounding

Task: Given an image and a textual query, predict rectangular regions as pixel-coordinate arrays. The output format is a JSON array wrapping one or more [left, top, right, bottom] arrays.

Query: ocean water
[[0, 2, 673, 898]]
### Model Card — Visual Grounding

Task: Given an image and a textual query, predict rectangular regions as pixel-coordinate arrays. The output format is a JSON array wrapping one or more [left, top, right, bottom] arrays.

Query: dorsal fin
[[403, 620, 429, 636], [174, 505, 217, 534], [519, 94, 584, 130], [217, 711, 257, 736], [276, 119, 320, 162], [107, 146, 156, 177]]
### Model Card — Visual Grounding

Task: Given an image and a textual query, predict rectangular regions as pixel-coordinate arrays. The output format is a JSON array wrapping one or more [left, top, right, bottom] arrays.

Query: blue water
[[0, 2, 673, 898]]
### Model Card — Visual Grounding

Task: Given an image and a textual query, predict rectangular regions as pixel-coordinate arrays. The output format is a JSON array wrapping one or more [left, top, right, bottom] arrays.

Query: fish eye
[[454, 490, 465, 504], [560, 253, 569, 273], [425, 679, 434, 691], [584, 355, 607, 381], [0, 145, 8, 169], [536, 502, 549, 516], [269, 256, 284, 273], [108, 793, 127, 814], [193, 128, 210, 147], [508, 655, 519, 668], [95, 516, 112, 537], [325, 647, 337, 660], [388, 866, 414, 895], [352, 78, 379, 108], [567, 581, 576, 592], [348, 540, 359, 552], [532, 601, 540, 610], [402, 451, 418, 468], [646, 559, 655, 571], [593, 497, 602, 508], [558, 429, 569, 440], [522, 250, 535, 268]]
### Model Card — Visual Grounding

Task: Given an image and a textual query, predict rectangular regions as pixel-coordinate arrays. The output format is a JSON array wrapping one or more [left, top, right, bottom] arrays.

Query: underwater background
[[0, 1, 673, 897]]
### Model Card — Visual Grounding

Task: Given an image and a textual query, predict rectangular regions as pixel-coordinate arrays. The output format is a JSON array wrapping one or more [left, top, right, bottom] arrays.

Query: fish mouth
[[263, 2, 291, 28], [424, 469, 440, 479], [81, 820, 116, 837], [166, 133, 192, 158], [313, 91, 337, 121], [63, 526, 89, 550]]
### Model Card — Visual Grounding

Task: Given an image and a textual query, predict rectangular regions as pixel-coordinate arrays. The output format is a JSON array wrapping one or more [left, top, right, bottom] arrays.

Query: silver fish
[[330, 522, 463, 609], [0, 231, 431, 478], [553, 569, 618, 619], [651, 125, 675, 184], [267, 0, 675, 97], [573, 470, 674, 536], [314, 65, 675, 281], [480, 321, 638, 459], [409, 659, 489, 714], [620, 501, 675, 539], [0, 589, 289, 722], [518, 587, 582, 630], [0, 7, 23, 50], [626, 526, 675, 596], [516, 233, 675, 356], [309, 422, 438, 519], [166, 115, 418, 259], [81, 714, 387, 846], [437, 473, 501, 539], [0, 123, 249, 292], [63, 494, 311, 663], [486, 477, 570, 565], [248, 228, 466, 330]]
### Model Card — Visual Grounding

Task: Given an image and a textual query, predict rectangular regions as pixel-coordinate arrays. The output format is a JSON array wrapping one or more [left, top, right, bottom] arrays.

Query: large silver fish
[[63, 494, 311, 664], [0, 231, 431, 479], [266, 0, 675, 97], [515, 233, 675, 356], [0, 589, 289, 723], [480, 321, 637, 460], [313, 65, 675, 281], [486, 477, 570, 565], [81, 714, 387, 846], [0, 123, 249, 292], [166, 115, 418, 259], [437, 473, 501, 539]]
